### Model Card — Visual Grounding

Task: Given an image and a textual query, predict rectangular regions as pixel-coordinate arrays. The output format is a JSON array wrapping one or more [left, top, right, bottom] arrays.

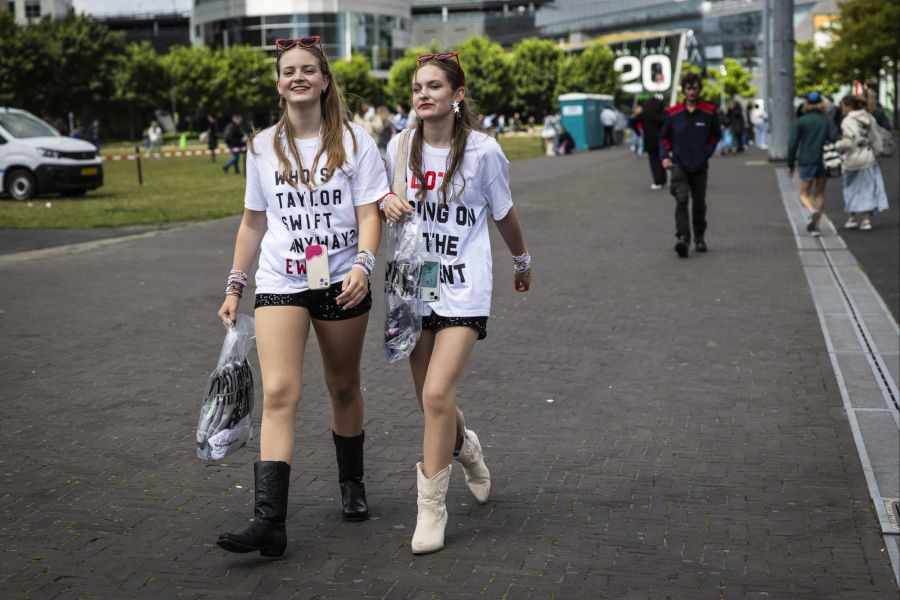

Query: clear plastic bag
[[384, 213, 426, 363], [196, 314, 256, 460]]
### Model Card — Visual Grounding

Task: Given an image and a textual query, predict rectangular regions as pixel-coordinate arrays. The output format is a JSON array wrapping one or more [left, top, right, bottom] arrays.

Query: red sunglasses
[[417, 51, 465, 86], [275, 36, 322, 53]]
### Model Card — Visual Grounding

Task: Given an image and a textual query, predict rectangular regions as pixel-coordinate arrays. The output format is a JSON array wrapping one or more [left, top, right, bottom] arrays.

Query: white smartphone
[[305, 244, 330, 289], [419, 255, 441, 302]]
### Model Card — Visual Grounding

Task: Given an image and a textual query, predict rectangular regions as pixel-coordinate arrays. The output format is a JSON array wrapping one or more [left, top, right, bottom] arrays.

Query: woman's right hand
[[382, 192, 414, 223], [218, 295, 240, 325]]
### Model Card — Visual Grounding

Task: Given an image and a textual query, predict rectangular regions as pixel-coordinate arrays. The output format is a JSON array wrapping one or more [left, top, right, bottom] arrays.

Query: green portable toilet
[[558, 93, 612, 149]]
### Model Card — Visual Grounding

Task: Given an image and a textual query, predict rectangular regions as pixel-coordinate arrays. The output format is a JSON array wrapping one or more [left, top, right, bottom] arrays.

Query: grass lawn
[[0, 134, 545, 229]]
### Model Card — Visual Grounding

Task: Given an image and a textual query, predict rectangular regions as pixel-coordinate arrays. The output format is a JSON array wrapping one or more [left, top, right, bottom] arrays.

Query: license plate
[[81, 167, 98, 176]]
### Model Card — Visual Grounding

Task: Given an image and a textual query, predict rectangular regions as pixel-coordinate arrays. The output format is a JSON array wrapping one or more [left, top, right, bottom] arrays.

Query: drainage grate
[[884, 499, 900, 534]]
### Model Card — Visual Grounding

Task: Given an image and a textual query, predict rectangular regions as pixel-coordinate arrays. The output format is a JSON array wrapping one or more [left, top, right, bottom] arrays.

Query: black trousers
[[647, 150, 666, 185], [670, 164, 708, 242]]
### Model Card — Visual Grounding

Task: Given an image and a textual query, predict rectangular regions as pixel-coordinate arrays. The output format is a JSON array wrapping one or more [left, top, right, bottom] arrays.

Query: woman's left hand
[[337, 267, 369, 309], [514, 268, 532, 292]]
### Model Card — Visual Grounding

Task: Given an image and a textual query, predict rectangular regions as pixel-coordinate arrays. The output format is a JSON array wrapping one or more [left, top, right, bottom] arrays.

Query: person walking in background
[[222, 114, 245, 174], [634, 97, 667, 189], [216, 35, 387, 557], [391, 102, 410, 133], [629, 104, 644, 157], [601, 105, 617, 147], [727, 101, 745, 153], [787, 92, 837, 237], [375, 105, 393, 156], [86, 119, 101, 151], [146, 120, 163, 158], [381, 49, 532, 555], [206, 114, 218, 162], [835, 94, 889, 231], [750, 102, 768, 149], [353, 98, 385, 142], [660, 72, 722, 258]]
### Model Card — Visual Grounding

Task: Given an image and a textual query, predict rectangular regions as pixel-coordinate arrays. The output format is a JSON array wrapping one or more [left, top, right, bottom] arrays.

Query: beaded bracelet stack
[[512, 250, 532, 273], [225, 269, 248, 298], [352, 250, 376, 277]]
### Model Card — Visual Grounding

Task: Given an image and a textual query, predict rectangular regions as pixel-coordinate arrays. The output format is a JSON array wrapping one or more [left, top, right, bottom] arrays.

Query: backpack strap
[[392, 128, 412, 200]]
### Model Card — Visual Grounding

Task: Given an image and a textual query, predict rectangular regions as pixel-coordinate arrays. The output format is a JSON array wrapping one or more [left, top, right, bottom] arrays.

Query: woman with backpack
[[835, 95, 889, 231]]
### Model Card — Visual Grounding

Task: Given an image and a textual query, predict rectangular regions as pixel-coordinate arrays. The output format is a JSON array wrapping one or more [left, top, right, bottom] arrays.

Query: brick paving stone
[[0, 147, 897, 598]]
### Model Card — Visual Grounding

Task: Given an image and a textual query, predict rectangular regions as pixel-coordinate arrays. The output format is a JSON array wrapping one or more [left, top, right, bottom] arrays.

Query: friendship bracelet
[[226, 269, 248, 297], [225, 283, 244, 298], [353, 250, 376, 277], [512, 250, 532, 273], [378, 192, 397, 211]]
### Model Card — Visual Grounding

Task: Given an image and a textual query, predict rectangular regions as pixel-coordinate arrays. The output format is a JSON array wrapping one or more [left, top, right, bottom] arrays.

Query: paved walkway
[[0, 147, 897, 599]]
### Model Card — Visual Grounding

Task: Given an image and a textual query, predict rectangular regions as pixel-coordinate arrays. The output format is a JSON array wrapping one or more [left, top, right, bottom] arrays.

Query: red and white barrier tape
[[101, 146, 247, 161]]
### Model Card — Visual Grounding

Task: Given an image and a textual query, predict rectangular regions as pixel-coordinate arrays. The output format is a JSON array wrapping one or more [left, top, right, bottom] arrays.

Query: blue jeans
[[223, 151, 242, 173]]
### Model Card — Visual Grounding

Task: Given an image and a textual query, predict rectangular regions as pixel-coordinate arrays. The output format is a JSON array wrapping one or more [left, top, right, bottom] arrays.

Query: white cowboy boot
[[411, 462, 451, 555], [454, 429, 491, 504]]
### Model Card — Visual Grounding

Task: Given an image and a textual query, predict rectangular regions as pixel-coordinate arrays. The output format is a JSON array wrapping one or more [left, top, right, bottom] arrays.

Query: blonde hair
[[249, 44, 356, 189], [409, 56, 481, 205]]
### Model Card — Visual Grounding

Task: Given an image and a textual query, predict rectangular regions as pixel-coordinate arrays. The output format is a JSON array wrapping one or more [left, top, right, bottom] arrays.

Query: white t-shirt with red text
[[244, 123, 389, 294], [385, 129, 513, 317]]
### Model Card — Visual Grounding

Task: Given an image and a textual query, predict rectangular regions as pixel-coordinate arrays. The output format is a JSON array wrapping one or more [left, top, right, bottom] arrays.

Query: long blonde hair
[[250, 44, 356, 189], [409, 56, 480, 205]]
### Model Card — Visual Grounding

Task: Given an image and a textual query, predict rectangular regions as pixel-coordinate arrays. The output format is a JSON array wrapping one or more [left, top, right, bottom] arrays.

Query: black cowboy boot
[[217, 461, 291, 556], [332, 430, 369, 521]]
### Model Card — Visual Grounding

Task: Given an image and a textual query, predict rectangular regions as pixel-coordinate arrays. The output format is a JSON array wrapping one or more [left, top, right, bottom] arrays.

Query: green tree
[[794, 40, 839, 97], [331, 53, 384, 108], [216, 45, 273, 116], [160, 45, 220, 116], [679, 58, 755, 105], [112, 42, 168, 113], [510, 38, 562, 118], [457, 36, 511, 114], [825, 0, 899, 84], [557, 42, 620, 97]]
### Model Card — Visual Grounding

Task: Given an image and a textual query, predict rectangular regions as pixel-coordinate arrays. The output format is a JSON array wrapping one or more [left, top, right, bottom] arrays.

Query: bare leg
[[797, 178, 815, 214], [255, 306, 311, 463], [409, 331, 467, 455], [409, 327, 478, 478], [311, 312, 369, 437], [812, 177, 827, 215]]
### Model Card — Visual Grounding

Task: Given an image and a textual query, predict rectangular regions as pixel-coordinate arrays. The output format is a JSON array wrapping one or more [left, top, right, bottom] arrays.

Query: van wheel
[[7, 169, 37, 201]]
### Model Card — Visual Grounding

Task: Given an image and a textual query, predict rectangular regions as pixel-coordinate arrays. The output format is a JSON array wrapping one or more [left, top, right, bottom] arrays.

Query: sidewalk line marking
[[0, 227, 185, 266], [777, 168, 900, 552]]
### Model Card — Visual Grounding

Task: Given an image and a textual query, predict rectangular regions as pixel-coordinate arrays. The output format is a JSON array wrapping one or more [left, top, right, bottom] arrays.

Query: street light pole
[[768, 0, 794, 161]]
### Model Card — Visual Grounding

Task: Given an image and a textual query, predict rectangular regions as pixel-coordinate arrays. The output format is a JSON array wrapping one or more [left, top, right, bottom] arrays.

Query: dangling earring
[[452, 101, 461, 116]]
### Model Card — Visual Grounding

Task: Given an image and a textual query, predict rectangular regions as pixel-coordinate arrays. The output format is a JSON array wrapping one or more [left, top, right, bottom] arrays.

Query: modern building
[[2, 0, 70, 24], [410, 0, 554, 48], [190, 0, 412, 72], [95, 12, 191, 53], [536, 0, 840, 67]]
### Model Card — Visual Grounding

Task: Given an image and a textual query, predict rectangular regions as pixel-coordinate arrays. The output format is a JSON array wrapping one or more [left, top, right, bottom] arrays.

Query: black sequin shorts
[[422, 312, 488, 340], [254, 281, 372, 321]]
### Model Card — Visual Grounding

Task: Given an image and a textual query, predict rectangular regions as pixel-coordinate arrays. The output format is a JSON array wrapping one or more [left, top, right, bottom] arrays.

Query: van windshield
[[0, 112, 58, 138]]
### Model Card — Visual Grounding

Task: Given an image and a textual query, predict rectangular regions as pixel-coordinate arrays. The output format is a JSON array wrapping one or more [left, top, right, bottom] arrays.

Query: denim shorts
[[798, 164, 827, 180], [254, 281, 371, 320]]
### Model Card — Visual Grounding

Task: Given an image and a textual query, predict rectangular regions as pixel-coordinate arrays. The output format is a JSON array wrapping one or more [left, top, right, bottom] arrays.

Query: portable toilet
[[558, 93, 612, 150]]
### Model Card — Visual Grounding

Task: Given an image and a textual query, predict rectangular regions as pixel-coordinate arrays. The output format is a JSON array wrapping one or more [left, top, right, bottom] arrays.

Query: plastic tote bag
[[384, 213, 426, 362], [196, 314, 256, 460]]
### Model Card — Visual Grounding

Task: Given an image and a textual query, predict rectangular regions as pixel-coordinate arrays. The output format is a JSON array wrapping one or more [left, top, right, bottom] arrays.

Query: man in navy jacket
[[661, 73, 722, 257]]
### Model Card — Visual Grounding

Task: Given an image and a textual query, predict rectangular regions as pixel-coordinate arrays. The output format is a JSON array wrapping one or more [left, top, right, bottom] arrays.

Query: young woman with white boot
[[381, 51, 532, 554]]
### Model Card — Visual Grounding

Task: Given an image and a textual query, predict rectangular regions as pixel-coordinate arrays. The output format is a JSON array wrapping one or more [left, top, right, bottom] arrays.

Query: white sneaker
[[860, 221, 872, 231], [844, 218, 859, 230], [650, 184, 663, 190]]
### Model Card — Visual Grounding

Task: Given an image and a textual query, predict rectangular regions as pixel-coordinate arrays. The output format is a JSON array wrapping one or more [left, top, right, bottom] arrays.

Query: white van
[[0, 107, 103, 200]]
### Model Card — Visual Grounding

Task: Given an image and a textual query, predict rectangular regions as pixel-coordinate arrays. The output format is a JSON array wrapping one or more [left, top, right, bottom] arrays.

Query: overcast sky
[[71, 0, 192, 16]]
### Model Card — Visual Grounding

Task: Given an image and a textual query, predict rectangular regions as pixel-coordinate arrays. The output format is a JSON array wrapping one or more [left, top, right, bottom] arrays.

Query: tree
[[112, 42, 168, 113], [557, 42, 620, 97], [679, 58, 755, 106], [457, 36, 511, 115], [331, 53, 384, 108], [160, 45, 220, 116], [794, 40, 839, 97], [510, 38, 562, 118], [216, 45, 273, 117]]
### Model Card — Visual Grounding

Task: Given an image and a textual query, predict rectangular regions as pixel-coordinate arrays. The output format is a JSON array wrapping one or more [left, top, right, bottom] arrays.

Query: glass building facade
[[191, 1, 410, 71]]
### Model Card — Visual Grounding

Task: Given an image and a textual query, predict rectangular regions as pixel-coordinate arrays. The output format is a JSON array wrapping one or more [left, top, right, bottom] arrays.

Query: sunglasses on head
[[275, 36, 322, 53], [417, 51, 465, 85]]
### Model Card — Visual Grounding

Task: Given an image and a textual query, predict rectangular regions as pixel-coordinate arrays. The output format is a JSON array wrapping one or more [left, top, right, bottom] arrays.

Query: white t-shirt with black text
[[385, 129, 513, 317], [245, 123, 390, 294]]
